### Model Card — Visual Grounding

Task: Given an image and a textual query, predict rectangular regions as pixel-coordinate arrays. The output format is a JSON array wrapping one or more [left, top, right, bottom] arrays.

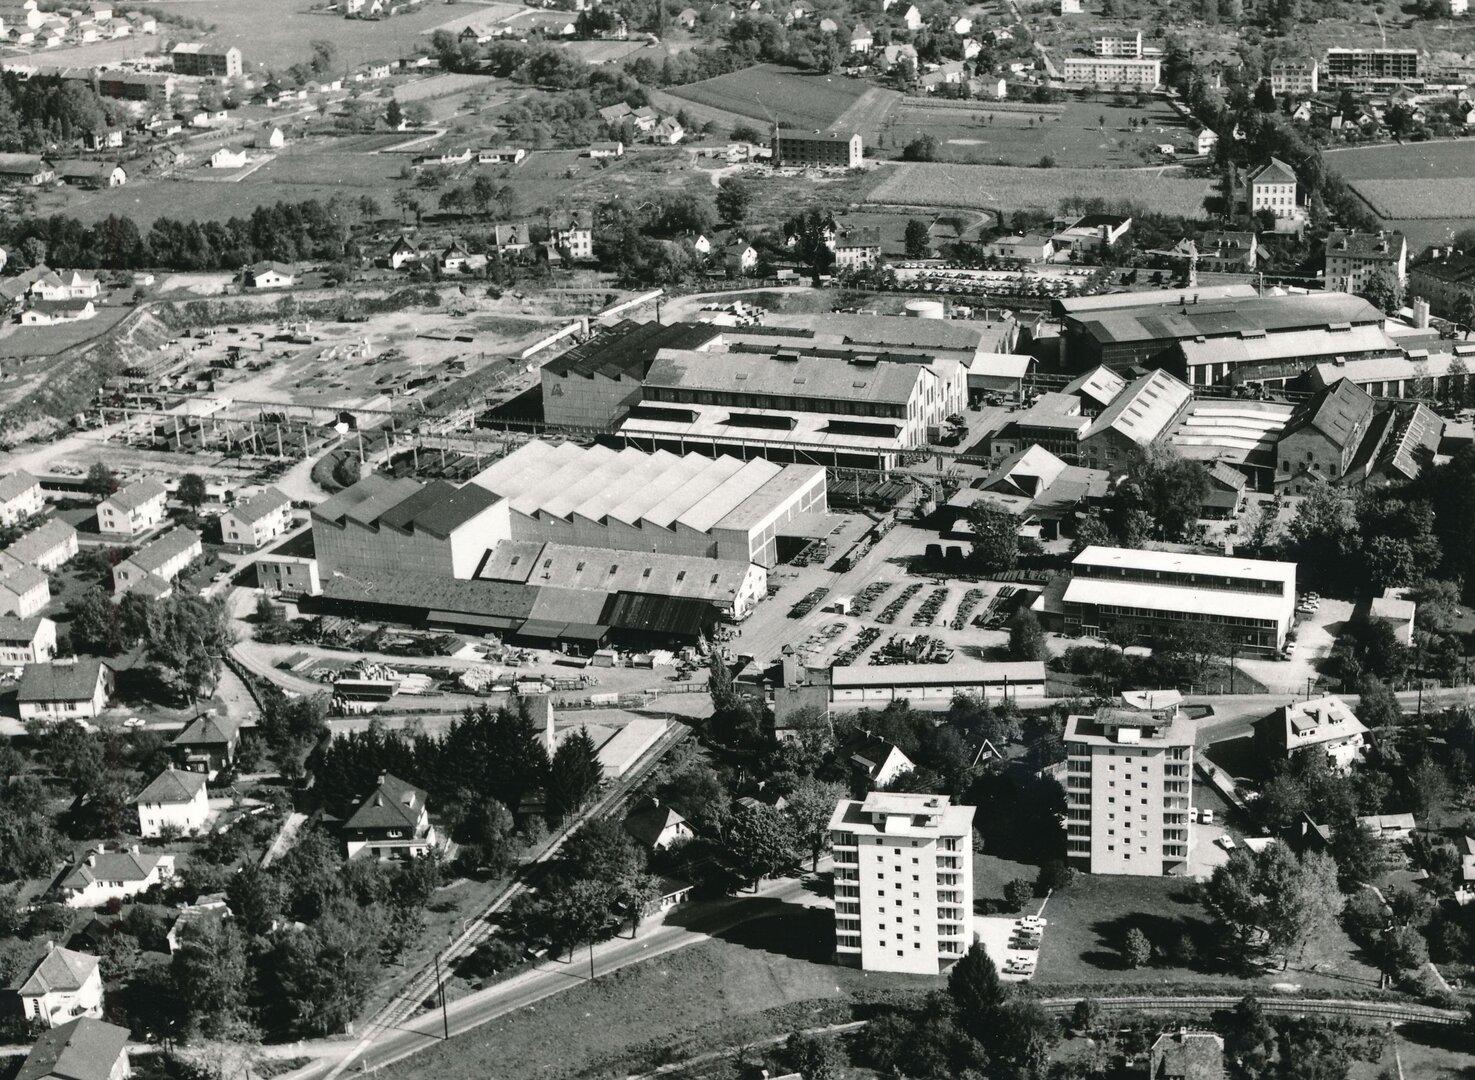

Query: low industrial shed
[[828, 660, 1047, 705]]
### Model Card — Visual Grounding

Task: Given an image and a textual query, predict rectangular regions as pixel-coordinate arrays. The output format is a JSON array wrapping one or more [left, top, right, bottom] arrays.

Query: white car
[[123, 717, 144, 729], [1003, 958, 1035, 975], [1019, 916, 1047, 930]]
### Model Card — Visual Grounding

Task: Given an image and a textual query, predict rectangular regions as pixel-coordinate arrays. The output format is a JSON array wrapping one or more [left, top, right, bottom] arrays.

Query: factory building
[[541, 321, 723, 429], [471, 440, 827, 568]]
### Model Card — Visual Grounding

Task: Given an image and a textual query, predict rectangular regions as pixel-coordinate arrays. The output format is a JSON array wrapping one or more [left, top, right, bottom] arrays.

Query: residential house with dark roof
[[0, 614, 57, 669], [1149, 1029, 1224, 1080], [242, 262, 294, 289], [1324, 229, 1407, 292], [1273, 378, 1375, 494], [57, 847, 176, 908], [387, 235, 420, 269], [96, 477, 166, 537], [16, 1018, 128, 1080], [52, 160, 125, 189], [112, 527, 201, 597], [945, 444, 1110, 539], [550, 210, 593, 259], [13, 946, 103, 1027], [849, 736, 915, 787], [134, 765, 209, 837], [16, 659, 112, 722], [1197, 230, 1265, 273], [1254, 694, 1368, 771], [341, 773, 441, 860], [0, 469, 43, 525], [170, 713, 242, 778], [623, 797, 693, 849], [220, 487, 292, 550]]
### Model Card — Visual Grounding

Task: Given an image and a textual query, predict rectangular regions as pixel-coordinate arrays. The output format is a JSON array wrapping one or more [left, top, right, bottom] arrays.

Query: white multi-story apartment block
[[1092, 29, 1142, 57], [1270, 58, 1319, 96], [1061, 56, 1160, 87], [829, 792, 975, 974], [1065, 694, 1194, 876]]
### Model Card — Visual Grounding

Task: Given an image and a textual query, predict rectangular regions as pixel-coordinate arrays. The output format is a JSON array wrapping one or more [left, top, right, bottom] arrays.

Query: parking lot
[[974, 913, 1046, 983]]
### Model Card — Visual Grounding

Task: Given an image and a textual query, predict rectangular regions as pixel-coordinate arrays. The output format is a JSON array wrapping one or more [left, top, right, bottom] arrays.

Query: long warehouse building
[[469, 440, 828, 568]]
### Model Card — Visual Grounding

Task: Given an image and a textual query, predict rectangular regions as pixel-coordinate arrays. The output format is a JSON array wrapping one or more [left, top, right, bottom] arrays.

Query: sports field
[[665, 63, 875, 131], [866, 161, 1211, 217]]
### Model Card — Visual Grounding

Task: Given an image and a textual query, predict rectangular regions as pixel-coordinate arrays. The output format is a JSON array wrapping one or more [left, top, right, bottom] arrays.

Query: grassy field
[[0, 307, 133, 360], [666, 64, 874, 130], [382, 904, 931, 1080], [1327, 140, 1475, 248], [975, 852, 1382, 992], [865, 160, 1211, 217], [134, 0, 465, 67], [873, 97, 1192, 165]]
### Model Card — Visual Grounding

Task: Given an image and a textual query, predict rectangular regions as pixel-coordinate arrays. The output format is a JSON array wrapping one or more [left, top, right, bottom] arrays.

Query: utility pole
[[433, 945, 449, 1040]]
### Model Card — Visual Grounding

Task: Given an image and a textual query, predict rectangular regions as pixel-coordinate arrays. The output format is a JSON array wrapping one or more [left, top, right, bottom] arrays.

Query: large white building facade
[[830, 792, 975, 974], [1065, 696, 1195, 876]]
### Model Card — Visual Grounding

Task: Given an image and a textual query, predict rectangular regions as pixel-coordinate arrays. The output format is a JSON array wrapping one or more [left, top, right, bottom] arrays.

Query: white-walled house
[[96, 477, 167, 536], [17, 659, 113, 722], [112, 527, 202, 597], [57, 847, 176, 908], [16, 945, 104, 1027], [6, 518, 80, 572], [220, 487, 292, 549], [0, 470, 44, 526], [0, 615, 56, 669], [0, 565, 48, 618], [134, 766, 209, 838]]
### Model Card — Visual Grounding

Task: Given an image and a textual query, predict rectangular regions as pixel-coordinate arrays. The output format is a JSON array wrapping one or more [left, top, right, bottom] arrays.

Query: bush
[[1004, 878, 1034, 912]]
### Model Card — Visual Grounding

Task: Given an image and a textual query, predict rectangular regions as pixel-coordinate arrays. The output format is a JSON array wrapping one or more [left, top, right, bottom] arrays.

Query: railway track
[[322, 722, 690, 1080], [1035, 995, 1463, 1026]]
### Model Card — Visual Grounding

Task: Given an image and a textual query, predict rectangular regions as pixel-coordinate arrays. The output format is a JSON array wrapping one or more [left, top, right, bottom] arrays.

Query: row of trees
[[3, 196, 378, 273]]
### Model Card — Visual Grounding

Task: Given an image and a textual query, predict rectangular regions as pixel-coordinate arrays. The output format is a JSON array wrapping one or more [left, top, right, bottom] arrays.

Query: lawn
[[971, 850, 1385, 993], [0, 306, 133, 360], [665, 64, 875, 131], [873, 96, 1192, 166], [381, 904, 932, 1080], [134, 0, 464, 67], [865, 161, 1211, 217]]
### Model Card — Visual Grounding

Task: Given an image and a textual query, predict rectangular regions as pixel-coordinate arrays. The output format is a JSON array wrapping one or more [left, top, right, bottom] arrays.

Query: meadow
[[865, 161, 1211, 217], [133, 0, 466, 67], [665, 63, 874, 131], [874, 96, 1193, 166]]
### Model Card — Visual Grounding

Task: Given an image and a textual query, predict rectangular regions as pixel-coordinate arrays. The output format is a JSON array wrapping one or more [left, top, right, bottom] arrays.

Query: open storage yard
[[865, 160, 1212, 216], [1330, 139, 1475, 247], [874, 96, 1194, 165]]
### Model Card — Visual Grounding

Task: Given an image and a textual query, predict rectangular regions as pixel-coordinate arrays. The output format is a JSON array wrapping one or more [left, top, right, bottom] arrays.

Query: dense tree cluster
[[2, 196, 375, 272], [0, 72, 112, 150]]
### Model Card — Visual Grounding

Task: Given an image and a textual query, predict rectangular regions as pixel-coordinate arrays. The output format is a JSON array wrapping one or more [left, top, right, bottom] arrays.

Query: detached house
[[134, 765, 209, 838], [1254, 694, 1369, 772], [0, 565, 50, 618], [1247, 156, 1299, 220], [17, 1018, 129, 1080], [0, 615, 57, 669], [17, 659, 112, 722], [550, 210, 594, 259], [623, 797, 693, 850], [57, 847, 176, 908], [341, 773, 442, 861], [387, 236, 420, 269], [242, 262, 294, 289], [220, 487, 291, 550], [849, 736, 915, 787], [112, 527, 201, 598], [171, 713, 241, 778], [14, 946, 104, 1028], [96, 476, 167, 536], [0, 470, 43, 526]]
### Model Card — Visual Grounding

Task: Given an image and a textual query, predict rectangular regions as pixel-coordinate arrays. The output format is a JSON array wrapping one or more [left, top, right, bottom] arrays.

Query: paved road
[[273, 869, 827, 1080]]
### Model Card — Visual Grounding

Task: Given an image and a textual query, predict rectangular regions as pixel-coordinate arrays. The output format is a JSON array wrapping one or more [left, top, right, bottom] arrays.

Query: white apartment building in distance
[[1093, 29, 1143, 57], [1061, 56, 1160, 87], [830, 792, 975, 974], [1065, 694, 1194, 877]]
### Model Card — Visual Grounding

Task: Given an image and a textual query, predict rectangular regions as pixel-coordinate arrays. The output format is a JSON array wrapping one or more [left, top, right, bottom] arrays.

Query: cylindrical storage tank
[[904, 298, 945, 319]]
